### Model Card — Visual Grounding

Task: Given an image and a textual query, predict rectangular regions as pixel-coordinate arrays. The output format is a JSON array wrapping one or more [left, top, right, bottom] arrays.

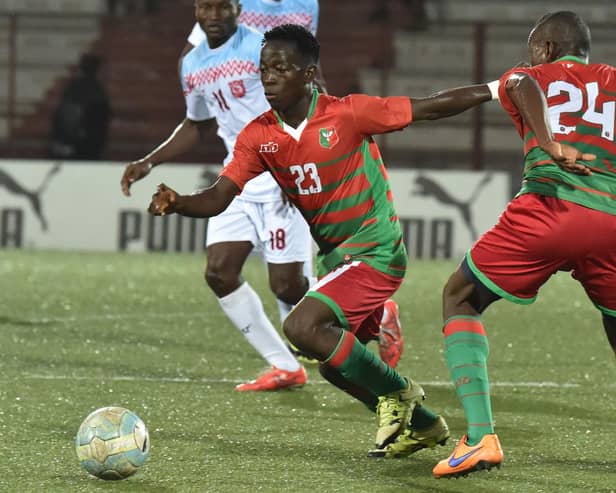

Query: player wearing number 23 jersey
[[221, 89, 410, 280], [149, 24, 497, 455]]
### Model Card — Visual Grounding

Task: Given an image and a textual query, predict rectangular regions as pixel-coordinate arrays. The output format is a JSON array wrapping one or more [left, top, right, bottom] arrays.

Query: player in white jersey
[[178, 0, 325, 91], [182, 0, 318, 52], [120, 0, 311, 391]]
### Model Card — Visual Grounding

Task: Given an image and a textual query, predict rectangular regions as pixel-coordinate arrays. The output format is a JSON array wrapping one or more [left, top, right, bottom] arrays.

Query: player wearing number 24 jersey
[[434, 11, 616, 480], [148, 24, 497, 457], [499, 56, 616, 214]]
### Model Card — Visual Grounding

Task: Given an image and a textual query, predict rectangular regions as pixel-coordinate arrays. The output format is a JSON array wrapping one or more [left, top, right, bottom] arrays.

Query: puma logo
[[0, 162, 61, 231], [412, 174, 493, 241]]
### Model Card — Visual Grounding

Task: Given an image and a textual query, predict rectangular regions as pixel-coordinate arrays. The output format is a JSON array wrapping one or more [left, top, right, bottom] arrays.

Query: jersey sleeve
[[348, 94, 412, 135], [181, 57, 213, 121], [187, 22, 206, 46], [498, 66, 540, 137], [219, 125, 266, 191]]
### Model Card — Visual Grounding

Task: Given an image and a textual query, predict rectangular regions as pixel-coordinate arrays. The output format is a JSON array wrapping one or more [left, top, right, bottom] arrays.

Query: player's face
[[194, 0, 240, 47], [260, 40, 316, 112]]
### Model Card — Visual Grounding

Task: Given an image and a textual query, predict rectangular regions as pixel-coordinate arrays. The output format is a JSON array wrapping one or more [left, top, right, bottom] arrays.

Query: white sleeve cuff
[[487, 80, 500, 101]]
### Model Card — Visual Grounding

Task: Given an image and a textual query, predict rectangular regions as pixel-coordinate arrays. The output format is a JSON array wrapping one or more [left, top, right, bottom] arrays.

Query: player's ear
[[545, 41, 557, 62], [303, 64, 317, 84]]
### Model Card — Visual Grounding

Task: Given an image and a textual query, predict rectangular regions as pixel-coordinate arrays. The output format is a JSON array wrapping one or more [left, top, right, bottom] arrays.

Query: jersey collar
[[273, 88, 319, 129], [554, 55, 588, 65]]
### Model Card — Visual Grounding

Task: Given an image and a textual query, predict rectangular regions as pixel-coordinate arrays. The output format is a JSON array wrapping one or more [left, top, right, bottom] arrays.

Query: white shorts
[[206, 197, 313, 268]]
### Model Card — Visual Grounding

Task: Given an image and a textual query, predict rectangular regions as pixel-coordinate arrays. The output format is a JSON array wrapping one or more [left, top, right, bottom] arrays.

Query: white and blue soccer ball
[[75, 406, 150, 480]]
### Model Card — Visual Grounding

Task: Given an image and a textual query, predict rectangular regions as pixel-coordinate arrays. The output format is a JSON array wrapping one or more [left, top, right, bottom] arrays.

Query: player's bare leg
[[267, 261, 309, 307], [603, 313, 616, 357], [268, 260, 318, 364], [284, 297, 424, 451], [206, 241, 305, 391]]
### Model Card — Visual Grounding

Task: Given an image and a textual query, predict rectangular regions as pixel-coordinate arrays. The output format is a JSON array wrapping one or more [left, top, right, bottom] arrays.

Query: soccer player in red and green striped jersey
[[147, 24, 494, 457], [434, 11, 616, 479]]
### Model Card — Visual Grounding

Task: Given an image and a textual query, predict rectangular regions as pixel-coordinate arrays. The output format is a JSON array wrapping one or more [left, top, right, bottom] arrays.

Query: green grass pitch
[[0, 250, 614, 492]]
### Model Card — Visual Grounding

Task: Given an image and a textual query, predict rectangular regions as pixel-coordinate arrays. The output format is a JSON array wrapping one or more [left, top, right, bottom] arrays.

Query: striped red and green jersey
[[499, 56, 616, 215], [221, 90, 412, 277]]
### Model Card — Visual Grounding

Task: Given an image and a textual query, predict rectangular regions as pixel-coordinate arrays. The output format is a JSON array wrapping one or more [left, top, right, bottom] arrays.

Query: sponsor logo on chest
[[259, 141, 279, 153]]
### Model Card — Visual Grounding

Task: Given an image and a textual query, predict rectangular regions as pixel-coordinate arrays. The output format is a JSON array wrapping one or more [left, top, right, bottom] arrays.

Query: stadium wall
[[0, 159, 511, 258]]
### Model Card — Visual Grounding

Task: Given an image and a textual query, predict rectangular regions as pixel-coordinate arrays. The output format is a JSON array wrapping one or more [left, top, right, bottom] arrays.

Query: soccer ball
[[75, 406, 150, 480]]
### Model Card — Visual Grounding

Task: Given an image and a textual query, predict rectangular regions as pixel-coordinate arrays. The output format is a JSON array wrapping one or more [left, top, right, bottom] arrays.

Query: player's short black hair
[[531, 11, 591, 57], [262, 24, 320, 64]]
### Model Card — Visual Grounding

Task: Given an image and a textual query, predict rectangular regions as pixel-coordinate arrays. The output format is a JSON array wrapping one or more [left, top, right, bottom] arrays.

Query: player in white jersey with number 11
[[179, 0, 321, 84], [121, 0, 313, 391]]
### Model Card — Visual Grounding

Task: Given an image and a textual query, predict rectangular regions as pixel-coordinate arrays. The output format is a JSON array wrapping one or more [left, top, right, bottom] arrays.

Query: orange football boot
[[433, 434, 503, 479], [235, 366, 307, 392]]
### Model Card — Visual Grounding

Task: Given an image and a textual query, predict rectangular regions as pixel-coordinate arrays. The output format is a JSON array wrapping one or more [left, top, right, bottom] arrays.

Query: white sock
[[218, 282, 300, 372], [276, 299, 294, 325]]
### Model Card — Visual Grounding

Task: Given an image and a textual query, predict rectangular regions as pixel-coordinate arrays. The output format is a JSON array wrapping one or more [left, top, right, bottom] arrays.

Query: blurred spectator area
[[0, 0, 392, 164], [1, 0, 616, 170]]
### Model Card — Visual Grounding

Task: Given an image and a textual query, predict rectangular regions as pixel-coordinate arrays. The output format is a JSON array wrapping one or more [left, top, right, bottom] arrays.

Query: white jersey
[[187, 0, 319, 46], [181, 24, 278, 202]]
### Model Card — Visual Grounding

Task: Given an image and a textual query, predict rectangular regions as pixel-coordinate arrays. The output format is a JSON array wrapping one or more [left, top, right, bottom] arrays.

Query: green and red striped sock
[[326, 330, 406, 397], [443, 316, 494, 445]]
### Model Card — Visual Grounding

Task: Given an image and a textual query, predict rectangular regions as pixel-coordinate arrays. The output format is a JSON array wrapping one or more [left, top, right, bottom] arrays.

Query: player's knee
[[282, 317, 298, 346], [282, 311, 309, 349], [204, 266, 238, 297], [269, 276, 306, 305]]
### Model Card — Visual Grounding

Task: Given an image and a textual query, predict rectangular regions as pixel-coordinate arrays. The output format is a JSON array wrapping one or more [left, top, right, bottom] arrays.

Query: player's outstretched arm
[[410, 84, 494, 121], [148, 176, 240, 218], [505, 73, 595, 175], [121, 119, 213, 196]]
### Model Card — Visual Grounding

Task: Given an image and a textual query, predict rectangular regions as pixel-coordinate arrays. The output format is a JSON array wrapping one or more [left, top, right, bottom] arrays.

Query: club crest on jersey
[[228, 80, 246, 98], [319, 127, 339, 149], [259, 141, 279, 153]]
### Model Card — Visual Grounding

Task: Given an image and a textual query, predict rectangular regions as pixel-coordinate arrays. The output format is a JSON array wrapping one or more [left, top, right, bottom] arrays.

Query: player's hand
[[121, 160, 153, 197], [148, 183, 178, 216], [541, 141, 595, 176]]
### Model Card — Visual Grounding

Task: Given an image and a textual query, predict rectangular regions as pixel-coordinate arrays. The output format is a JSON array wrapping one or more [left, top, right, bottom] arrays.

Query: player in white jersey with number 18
[[120, 0, 311, 391]]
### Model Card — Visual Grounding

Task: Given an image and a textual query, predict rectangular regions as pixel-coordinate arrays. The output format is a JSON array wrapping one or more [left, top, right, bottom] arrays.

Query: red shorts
[[306, 260, 403, 343], [468, 193, 616, 314]]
